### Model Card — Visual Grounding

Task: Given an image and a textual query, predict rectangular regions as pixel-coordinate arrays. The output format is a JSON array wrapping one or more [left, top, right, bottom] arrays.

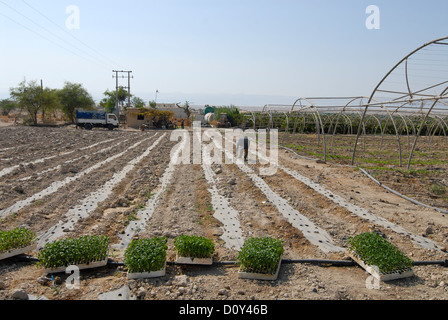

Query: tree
[[100, 88, 129, 113], [131, 96, 146, 109], [149, 100, 157, 109], [177, 101, 193, 119], [10, 80, 43, 125], [58, 82, 95, 123], [0, 99, 17, 116], [40, 88, 60, 123]]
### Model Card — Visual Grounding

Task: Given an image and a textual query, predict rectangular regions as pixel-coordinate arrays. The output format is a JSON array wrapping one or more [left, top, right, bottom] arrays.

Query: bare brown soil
[[280, 133, 448, 210], [0, 126, 447, 301]]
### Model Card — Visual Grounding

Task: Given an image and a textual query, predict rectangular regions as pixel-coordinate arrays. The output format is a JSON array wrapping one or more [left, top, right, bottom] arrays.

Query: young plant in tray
[[347, 232, 413, 275], [0, 227, 36, 254], [38, 235, 110, 269], [237, 237, 284, 275], [174, 235, 215, 259], [124, 237, 168, 274]]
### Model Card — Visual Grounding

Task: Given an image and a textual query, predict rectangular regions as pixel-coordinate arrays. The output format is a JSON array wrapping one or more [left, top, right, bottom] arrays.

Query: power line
[[0, 1, 114, 70], [21, 0, 123, 69]]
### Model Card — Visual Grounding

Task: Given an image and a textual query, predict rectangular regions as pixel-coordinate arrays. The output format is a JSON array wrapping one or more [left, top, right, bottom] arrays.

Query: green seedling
[[0, 227, 36, 254], [124, 237, 167, 273], [38, 235, 110, 269], [347, 232, 413, 274], [237, 237, 284, 275], [174, 235, 215, 259]]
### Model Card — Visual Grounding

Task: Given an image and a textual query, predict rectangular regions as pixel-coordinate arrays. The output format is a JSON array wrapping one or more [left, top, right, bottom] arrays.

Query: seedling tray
[[0, 243, 37, 261], [44, 258, 109, 275], [175, 254, 213, 266], [238, 257, 282, 281], [127, 262, 166, 279], [347, 251, 414, 281]]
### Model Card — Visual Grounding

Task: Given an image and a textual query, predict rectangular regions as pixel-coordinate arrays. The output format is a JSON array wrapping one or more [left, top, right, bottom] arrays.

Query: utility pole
[[112, 70, 133, 119], [40, 79, 44, 124]]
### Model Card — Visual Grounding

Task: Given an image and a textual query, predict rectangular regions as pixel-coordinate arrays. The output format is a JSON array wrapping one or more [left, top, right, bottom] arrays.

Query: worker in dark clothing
[[237, 136, 250, 161]]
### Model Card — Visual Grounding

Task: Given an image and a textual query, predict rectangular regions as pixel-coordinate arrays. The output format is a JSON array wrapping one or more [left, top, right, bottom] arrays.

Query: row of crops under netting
[[239, 97, 448, 170], [238, 36, 448, 170]]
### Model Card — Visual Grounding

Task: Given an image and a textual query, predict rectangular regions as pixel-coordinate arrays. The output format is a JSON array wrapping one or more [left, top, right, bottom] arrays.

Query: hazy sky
[[1, 0, 448, 107]]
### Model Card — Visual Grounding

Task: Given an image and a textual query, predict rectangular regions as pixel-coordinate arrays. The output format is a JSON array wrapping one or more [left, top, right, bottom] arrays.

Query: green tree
[[58, 82, 95, 123], [131, 96, 146, 109], [40, 88, 60, 123], [10, 80, 60, 125], [10, 80, 43, 125], [149, 100, 157, 109], [100, 88, 129, 113], [0, 99, 17, 116]]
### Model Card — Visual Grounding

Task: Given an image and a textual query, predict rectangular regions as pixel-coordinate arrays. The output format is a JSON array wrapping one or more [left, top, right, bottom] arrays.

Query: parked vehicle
[[76, 110, 119, 131]]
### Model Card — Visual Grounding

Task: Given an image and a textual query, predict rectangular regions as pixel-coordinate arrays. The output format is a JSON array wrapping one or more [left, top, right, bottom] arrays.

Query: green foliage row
[[248, 112, 448, 136], [38, 235, 110, 269], [0, 227, 36, 254], [237, 237, 284, 275], [212, 105, 245, 127], [124, 237, 168, 274], [347, 232, 413, 274], [174, 235, 215, 259]]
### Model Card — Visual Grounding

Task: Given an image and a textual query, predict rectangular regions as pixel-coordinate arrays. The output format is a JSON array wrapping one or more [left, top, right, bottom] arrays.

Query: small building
[[126, 104, 190, 129]]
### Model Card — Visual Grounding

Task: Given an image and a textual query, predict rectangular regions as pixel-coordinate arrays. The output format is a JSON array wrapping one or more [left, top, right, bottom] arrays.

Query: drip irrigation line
[[9, 255, 448, 268], [279, 145, 448, 215], [358, 167, 448, 215]]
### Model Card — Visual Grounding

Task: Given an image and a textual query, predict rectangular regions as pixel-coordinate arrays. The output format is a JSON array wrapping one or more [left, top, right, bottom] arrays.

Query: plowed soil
[[0, 126, 447, 301]]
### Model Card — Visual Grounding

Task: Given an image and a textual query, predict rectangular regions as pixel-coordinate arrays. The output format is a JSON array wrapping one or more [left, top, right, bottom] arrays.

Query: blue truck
[[76, 110, 119, 131]]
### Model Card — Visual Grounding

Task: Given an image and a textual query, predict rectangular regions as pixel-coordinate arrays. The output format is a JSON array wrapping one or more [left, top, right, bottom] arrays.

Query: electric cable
[[21, 0, 123, 69], [0, 1, 115, 70]]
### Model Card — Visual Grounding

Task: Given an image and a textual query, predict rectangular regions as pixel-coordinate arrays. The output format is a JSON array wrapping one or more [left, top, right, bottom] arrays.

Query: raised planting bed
[[174, 235, 215, 265], [237, 237, 284, 281], [124, 237, 168, 279], [347, 232, 414, 281], [38, 235, 110, 275], [0, 227, 37, 261]]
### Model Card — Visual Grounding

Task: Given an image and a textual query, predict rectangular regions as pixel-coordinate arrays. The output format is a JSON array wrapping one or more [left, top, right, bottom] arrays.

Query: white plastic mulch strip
[[0, 137, 119, 179], [112, 133, 187, 254], [278, 164, 442, 251], [212, 132, 344, 254], [200, 132, 245, 251], [37, 134, 167, 249], [254, 141, 442, 251], [18, 138, 131, 182], [0, 135, 158, 219]]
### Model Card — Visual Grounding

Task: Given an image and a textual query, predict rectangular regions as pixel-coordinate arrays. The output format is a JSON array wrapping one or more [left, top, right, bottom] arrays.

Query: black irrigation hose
[[8, 255, 448, 268], [279, 145, 448, 215]]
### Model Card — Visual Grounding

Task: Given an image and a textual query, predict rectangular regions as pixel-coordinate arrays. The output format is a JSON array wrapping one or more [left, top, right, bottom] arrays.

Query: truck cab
[[106, 114, 119, 127]]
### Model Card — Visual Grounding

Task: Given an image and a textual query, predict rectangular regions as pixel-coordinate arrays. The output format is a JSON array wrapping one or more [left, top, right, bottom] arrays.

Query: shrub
[[238, 237, 284, 274], [38, 235, 110, 269], [124, 237, 168, 274], [347, 232, 413, 274], [0, 227, 36, 254], [174, 235, 215, 259]]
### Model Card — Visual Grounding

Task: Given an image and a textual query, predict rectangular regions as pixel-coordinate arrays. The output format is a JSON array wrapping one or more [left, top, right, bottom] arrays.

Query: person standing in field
[[237, 136, 250, 162]]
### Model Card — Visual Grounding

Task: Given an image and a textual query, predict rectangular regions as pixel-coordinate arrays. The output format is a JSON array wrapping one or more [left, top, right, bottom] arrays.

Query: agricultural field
[[0, 125, 447, 301], [281, 133, 448, 210]]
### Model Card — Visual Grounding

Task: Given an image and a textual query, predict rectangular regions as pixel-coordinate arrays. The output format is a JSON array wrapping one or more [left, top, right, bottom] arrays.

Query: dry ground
[[0, 126, 447, 301]]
